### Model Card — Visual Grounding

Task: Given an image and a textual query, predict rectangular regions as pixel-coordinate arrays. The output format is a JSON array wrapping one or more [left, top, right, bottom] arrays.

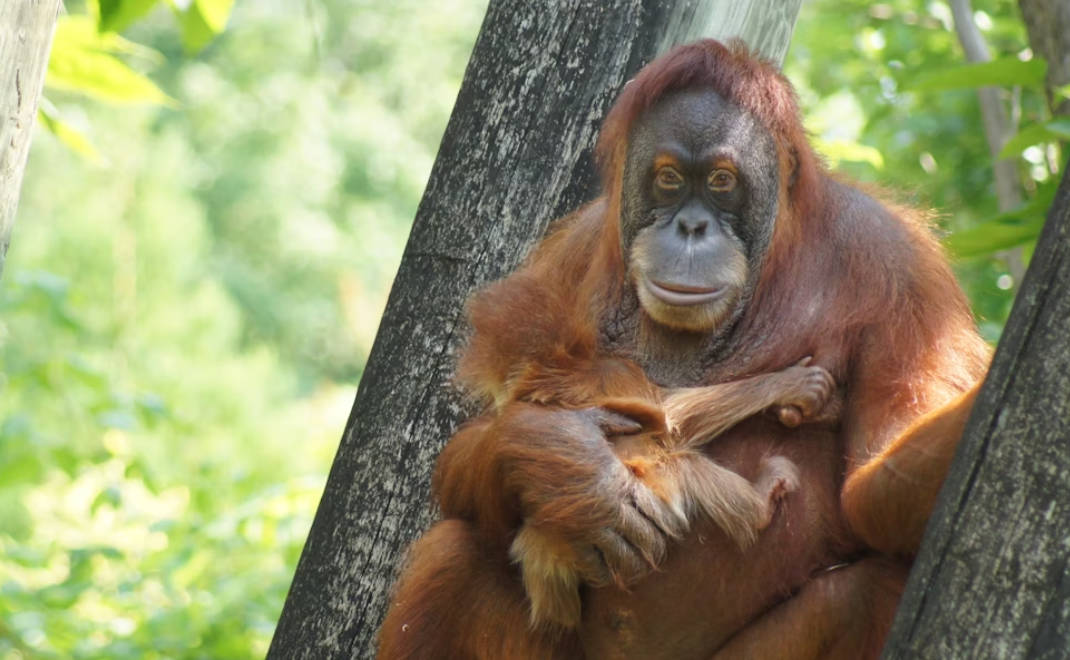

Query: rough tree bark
[[269, 1, 801, 657], [1019, 0, 1070, 118], [0, 0, 61, 280], [883, 164, 1070, 658]]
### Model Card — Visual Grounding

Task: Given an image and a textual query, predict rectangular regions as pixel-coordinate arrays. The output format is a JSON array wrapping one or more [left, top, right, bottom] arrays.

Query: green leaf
[[946, 217, 1043, 258], [194, 0, 234, 32], [946, 186, 1056, 259], [168, 0, 234, 53], [99, 0, 160, 33], [48, 50, 174, 105], [53, 15, 165, 62], [999, 119, 1070, 159], [813, 138, 884, 169], [1040, 118, 1070, 135], [48, 51, 174, 106], [37, 103, 102, 163], [909, 57, 1047, 92], [47, 16, 174, 106]]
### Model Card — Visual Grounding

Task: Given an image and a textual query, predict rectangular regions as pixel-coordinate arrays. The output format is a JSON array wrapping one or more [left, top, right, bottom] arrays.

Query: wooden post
[[0, 0, 61, 280], [269, 1, 801, 657]]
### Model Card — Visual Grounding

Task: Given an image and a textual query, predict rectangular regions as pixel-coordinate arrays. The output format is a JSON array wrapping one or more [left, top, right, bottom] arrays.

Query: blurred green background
[[0, 0, 1060, 657]]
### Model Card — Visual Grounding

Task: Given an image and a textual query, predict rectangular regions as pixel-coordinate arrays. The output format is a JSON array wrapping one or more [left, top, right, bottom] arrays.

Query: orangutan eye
[[654, 167, 685, 191], [708, 169, 737, 193]]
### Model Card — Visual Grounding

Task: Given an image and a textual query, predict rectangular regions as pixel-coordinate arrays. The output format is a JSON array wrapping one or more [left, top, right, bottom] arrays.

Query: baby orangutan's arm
[[663, 358, 837, 448], [514, 360, 835, 629]]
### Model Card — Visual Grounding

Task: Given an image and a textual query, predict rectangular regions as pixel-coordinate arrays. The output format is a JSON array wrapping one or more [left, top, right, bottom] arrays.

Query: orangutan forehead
[[628, 88, 776, 168]]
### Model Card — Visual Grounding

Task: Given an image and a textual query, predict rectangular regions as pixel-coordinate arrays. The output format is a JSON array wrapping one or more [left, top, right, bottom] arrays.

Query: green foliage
[[2, 0, 485, 657], [46, 15, 172, 105], [908, 56, 1046, 91], [168, 0, 236, 54], [38, 0, 234, 156], [37, 101, 101, 163], [945, 181, 1058, 258], [98, 0, 159, 33], [95, 0, 239, 52], [790, 0, 1063, 337], [999, 119, 1070, 159], [5, 0, 1066, 657]]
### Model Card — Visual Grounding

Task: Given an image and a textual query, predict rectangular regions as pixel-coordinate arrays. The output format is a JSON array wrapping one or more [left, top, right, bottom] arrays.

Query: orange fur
[[458, 273, 833, 628], [379, 40, 990, 660]]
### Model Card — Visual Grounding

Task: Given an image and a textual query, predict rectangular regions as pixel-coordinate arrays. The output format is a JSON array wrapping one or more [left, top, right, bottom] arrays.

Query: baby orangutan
[[503, 354, 837, 628]]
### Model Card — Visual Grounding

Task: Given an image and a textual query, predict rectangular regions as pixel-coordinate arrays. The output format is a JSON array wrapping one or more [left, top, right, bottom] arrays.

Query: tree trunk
[[950, 0, 1025, 284], [883, 163, 1070, 657], [1019, 0, 1070, 118], [0, 0, 60, 280], [269, 1, 801, 657]]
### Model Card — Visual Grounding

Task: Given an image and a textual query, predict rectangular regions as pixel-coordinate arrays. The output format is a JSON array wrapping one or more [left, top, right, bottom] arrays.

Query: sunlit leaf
[[174, 8, 215, 53], [48, 50, 174, 106], [37, 103, 103, 163], [168, 0, 234, 53], [48, 16, 174, 105], [53, 15, 164, 62], [998, 119, 1070, 159], [909, 57, 1047, 92], [98, 0, 160, 33], [195, 0, 234, 32]]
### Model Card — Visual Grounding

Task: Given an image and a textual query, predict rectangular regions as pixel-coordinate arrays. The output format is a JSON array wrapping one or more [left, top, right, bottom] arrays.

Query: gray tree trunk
[[269, 1, 801, 657], [1019, 0, 1070, 117], [0, 0, 60, 280], [950, 0, 1026, 286], [883, 164, 1070, 658]]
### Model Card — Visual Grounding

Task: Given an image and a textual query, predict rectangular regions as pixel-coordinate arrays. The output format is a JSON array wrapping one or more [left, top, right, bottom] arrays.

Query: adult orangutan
[[377, 39, 990, 659]]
